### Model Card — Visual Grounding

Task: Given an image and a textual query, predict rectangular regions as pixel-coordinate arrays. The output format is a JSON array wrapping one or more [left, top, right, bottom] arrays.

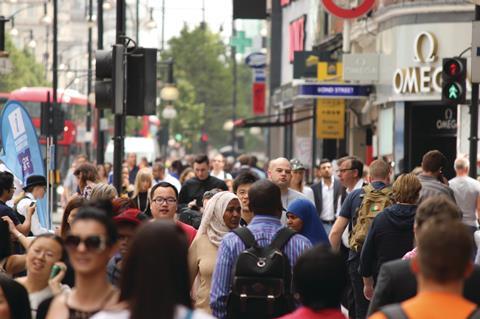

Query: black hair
[[194, 154, 209, 165], [203, 188, 222, 200], [0, 274, 32, 319], [0, 220, 12, 260], [149, 182, 179, 200], [120, 221, 191, 319], [248, 180, 282, 216], [293, 245, 347, 310], [0, 171, 14, 196], [72, 207, 118, 246], [318, 158, 331, 167], [233, 171, 259, 193]]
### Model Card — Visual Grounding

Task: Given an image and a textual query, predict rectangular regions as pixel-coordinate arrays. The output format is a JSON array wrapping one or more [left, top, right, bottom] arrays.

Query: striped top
[[209, 215, 312, 319], [417, 175, 456, 204]]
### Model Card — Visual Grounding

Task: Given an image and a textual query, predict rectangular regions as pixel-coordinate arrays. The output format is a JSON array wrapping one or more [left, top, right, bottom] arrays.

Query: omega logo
[[393, 31, 442, 95], [436, 108, 457, 130]]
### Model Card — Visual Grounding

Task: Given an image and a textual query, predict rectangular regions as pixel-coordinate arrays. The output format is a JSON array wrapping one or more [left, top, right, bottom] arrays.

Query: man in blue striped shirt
[[210, 179, 312, 319]]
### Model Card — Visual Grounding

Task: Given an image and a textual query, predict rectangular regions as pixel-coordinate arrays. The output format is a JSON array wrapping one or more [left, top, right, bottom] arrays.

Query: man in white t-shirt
[[152, 161, 181, 192], [210, 154, 232, 181]]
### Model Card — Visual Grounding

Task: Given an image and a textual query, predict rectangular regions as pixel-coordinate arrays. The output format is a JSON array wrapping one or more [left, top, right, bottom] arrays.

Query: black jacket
[[178, 175, 227, 208], [311, 177, 343, 219], [359, 204, 416, 279], [368, 259, 480, 315]]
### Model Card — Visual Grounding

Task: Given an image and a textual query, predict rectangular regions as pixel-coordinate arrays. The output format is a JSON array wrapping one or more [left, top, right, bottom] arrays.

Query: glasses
[[152, 197, 177, 205], [65, 235, 107, 252]]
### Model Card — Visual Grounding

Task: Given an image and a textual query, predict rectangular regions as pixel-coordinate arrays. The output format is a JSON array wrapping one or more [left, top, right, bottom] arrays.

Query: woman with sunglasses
[[46, 207, 119, 319], [0, 274, 32, 319], [286, 198, 329, 246], [91, 221, 214, 319], [188, 191, 241, 313]]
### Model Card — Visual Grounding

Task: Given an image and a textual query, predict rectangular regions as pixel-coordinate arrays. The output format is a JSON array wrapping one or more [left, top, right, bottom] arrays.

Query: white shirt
[[211, 170, 233, 181], [449, 175, 480, 227], [321, 178, 335, 221], [281, 188, 308, 225], [91, 305, 215, 319], [16, 193, 51, 235], [154, 173, 182, 192], [302, 186, 315, 204]]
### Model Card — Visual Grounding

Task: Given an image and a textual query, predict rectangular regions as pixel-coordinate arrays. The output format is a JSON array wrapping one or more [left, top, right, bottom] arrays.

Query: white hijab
[[197, 191, 240, 247]]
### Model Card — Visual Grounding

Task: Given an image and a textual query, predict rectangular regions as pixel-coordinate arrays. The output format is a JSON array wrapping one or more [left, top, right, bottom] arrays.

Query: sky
[[144, 0, 233, 47]]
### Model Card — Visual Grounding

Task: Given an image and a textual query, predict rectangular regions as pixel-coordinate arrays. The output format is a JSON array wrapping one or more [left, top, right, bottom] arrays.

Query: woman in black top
[[130, 169, 152, 217]]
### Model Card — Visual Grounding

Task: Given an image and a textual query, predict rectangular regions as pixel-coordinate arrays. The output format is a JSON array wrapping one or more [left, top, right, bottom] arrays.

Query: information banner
[[316, 99, 345, 139]]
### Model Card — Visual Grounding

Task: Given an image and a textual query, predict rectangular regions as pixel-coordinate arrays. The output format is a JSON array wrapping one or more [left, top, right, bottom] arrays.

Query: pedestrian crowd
[[1, 149, 480, 319]]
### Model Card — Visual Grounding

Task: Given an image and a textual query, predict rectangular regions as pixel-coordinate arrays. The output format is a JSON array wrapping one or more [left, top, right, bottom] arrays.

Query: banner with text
[[0, 101, 49, 228], [316, 99, 345, 139]]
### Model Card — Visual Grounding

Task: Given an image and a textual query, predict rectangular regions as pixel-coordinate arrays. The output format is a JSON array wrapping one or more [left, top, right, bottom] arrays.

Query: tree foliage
[[161, 24, 257, 152], [0, 36, 49, 92]]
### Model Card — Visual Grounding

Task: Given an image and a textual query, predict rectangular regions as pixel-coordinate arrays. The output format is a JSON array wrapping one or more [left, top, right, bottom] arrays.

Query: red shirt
[[277, 307, 346, 319], [176, 220, 197, 246]]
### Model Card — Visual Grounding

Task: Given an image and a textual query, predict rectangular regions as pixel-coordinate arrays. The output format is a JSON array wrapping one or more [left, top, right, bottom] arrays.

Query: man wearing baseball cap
[[107, 209, 148, 286]]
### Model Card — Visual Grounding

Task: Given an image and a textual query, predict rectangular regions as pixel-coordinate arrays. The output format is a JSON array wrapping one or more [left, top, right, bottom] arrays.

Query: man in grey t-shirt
[[449, 157, 480, 232]]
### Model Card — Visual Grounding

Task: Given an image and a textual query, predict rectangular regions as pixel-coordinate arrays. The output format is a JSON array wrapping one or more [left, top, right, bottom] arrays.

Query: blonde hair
[[369, 159, 390, 180], [132, 168, 153, 198], [90, 183, 118, 201], [393, 173, 422, 204]]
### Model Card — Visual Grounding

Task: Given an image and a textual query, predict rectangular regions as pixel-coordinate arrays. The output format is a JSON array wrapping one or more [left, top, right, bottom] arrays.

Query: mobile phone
[[50, 265, 61, 278]]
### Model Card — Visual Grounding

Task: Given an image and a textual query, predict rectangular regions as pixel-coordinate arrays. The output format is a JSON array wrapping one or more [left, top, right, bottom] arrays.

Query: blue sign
[[253, 68, 266, 83], [297, 83, 372, 98], [245, 52, 267, 69], [0, 101, 49, 229]]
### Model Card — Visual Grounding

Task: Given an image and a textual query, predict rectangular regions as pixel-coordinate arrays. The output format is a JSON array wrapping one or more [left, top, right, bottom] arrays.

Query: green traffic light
[[448, 84, 459, 99]]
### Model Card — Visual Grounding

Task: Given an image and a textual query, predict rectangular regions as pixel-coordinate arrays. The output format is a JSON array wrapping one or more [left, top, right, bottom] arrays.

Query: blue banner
[[0, 101, 49, 229]]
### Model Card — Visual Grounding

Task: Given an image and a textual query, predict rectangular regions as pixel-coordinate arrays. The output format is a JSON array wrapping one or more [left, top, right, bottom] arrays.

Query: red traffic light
[[443, 59, 463, 78]]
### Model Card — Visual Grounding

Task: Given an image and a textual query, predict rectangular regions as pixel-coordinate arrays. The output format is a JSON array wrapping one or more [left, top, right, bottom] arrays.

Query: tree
[[161, 24, 253, 152], [0, 36, 49, 92]]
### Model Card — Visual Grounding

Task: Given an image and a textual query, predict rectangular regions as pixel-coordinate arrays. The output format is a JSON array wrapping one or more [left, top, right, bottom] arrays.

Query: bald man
[[267, 157, 309, 224]]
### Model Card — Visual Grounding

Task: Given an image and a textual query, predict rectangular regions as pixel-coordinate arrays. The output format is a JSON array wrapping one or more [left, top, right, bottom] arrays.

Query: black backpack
[[226, 227, 296, 319]]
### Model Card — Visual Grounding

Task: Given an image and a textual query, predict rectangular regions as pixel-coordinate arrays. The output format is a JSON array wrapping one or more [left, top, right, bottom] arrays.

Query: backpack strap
[[468, 307, 480, 319], [233, 227, 259, 249], [270, 227, 296, 251], [380, 304, 409, 319]]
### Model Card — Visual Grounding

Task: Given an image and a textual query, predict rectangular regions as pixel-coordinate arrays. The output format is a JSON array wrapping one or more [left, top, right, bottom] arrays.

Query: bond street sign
[[296, 83, 372, 99]]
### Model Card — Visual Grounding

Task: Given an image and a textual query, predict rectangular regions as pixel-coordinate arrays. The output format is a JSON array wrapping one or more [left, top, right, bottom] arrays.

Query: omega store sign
[[381, 23, 471, 177]]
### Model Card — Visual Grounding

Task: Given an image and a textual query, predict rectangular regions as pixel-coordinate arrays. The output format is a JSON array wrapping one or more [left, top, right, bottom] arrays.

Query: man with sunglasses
[[150, 181, 197, 245]]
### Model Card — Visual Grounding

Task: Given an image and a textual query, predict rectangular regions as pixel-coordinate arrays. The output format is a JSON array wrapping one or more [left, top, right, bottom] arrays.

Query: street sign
[[253, 68, 265, 83], [297, 83, 371, 99], [0, 57, 12, 75], [343, 53, 379, 82], [321, 0, 375, 19], [230, 31, 252, 54]]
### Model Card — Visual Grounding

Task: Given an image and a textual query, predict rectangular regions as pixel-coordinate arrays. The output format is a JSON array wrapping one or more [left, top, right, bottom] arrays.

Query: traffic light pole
[[96, 0, 105, 165], [470, 5, 480, 179], [113, 0, 126, 194]]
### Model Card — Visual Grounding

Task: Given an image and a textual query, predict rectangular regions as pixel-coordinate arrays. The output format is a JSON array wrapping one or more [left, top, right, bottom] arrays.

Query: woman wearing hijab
[[286, 198, 329, 246], [188, 191, 241, 313]]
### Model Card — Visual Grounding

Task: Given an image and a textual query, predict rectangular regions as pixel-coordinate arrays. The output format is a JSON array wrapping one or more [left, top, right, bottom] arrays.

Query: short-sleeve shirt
[[0, 201, 19, 225]]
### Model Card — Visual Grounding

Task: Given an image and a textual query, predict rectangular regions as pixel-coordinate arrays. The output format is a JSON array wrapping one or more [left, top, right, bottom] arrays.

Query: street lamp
[[145, 8, 157, 29], [9, 18, 17, 36], [162, 103, 177, 120], [27, 30, 36, 49], [40, 2, 52, 25]]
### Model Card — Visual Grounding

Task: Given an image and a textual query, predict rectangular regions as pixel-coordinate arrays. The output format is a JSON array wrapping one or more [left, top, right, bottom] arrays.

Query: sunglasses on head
[[64, 235, 107, 252]]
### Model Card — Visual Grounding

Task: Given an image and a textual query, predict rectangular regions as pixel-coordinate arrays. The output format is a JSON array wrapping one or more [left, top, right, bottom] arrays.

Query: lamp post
[[86, 0, 93, 160], [96, 0, 105, 165], [159, 59, 179, 157]]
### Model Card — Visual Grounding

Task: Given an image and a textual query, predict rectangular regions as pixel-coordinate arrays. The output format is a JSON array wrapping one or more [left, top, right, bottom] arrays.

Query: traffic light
[[442, 58, 466, 105], [95, 45, 125, 114]]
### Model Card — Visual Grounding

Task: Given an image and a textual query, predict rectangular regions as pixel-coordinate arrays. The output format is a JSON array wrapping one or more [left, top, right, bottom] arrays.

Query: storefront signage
[[343, 53, 379, 82], [393, 31, 442, 94], [436, 108, 457, 130], [321, 0, 375, 19], [297, 83, 371, 98], [289, 15, 306, 63], [316, 99, 345, 139]]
